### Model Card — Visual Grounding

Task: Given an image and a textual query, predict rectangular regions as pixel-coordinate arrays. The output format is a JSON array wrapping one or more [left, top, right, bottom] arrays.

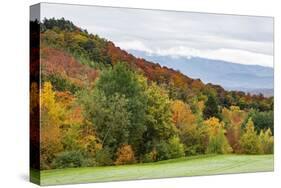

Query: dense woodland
[[30, 18, 274, 170]]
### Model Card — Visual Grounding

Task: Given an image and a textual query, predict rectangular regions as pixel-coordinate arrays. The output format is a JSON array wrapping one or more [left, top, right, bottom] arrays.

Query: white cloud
[[116, 40, 153, 54], [41, 3, 274, 67], [200, 48, 273, 67], [116, 40, 273, 67]]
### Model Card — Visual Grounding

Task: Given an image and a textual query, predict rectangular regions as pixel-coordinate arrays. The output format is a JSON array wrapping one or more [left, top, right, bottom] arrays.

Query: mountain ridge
[[38, 18, 273, 112], [128, 49, 273, 95]]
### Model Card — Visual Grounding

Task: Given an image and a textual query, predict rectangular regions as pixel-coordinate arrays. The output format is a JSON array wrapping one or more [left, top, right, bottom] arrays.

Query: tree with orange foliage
[[222, 106, 247, 153], [115, 145, 136, 165], [171, 100, 208, 155], [171, 100, 196, 130], [40, 82, 101, 169]]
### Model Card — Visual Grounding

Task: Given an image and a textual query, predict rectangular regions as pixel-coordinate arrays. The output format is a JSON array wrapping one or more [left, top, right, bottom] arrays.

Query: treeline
[[29, 18, 274, 170], [31, 63, 273, 170]]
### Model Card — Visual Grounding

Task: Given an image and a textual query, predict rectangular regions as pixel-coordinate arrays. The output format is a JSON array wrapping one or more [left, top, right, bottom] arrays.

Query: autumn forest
[[30, 18, 274, 173]]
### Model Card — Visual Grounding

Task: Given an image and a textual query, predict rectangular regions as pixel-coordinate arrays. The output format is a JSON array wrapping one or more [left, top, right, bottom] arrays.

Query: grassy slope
[[40, 154, 273, 185]]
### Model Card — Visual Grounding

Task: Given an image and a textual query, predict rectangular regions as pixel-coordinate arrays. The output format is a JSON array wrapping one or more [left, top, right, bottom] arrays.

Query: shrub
[[155, 140, 170, 161], [168, 136, 185, 158], [115, 144, 136, 165], [156, 136, 185, 161], [52, 151, 85, 169], [142, 149, 157, 163], [95, 147, 113, 166], [179, 124, 209, 155]]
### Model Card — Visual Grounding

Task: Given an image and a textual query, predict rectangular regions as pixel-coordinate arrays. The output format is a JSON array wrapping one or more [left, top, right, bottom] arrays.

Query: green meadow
[[39, 154, 273, 185]]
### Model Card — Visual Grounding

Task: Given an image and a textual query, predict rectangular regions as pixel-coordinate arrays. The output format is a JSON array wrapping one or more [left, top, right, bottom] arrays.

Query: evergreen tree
[[203, 94, 219, 119]]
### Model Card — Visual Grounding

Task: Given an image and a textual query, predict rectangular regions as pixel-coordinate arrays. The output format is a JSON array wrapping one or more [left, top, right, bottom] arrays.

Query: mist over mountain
[[129, 50, 274, 96]]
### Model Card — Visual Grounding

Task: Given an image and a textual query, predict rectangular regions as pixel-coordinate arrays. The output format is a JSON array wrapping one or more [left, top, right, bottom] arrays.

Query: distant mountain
[[248, 88, 274, 97], [129, 50, 274, 96], [224, 88, 274, 97]]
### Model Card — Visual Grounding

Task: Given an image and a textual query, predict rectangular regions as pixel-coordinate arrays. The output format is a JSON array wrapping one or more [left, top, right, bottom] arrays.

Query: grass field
[[38, 154, 273, 185]]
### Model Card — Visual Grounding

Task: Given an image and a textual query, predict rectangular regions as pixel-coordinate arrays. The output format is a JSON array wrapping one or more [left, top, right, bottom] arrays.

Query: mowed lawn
[[39, 154, 273, 185]]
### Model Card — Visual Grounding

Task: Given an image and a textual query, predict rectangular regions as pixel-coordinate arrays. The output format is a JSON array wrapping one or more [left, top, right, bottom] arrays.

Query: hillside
[[30, 18, 274, 176], [129, 50, 274, 95], [39, 18, 273, 111]]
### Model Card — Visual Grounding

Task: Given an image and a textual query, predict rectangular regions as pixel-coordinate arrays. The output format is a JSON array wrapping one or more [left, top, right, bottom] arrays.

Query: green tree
[[203, 94, 219, 119], [92, 91, 131, 152], [155, 136, 185, 161], [80, 63, 148, 156], [142, 83, 176, 156], [251, 111, 274, 135]]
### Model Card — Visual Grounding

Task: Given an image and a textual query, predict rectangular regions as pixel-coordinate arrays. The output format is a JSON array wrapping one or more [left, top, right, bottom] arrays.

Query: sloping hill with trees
[[30, 18, 274, 172]]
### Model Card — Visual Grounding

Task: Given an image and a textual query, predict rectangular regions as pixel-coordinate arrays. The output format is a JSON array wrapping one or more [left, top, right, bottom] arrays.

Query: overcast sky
[[40, 3, 274, 67]]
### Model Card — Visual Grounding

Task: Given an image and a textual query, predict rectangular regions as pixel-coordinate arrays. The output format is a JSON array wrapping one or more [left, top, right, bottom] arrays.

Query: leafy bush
[[168, 136, 185, 158], [115, 145, 136, 165], [52, 151, 85, 168], [155, 141, 170, 161], [142, 149, 157, 163], [184, 125, 209, 155], [156, 136, 185, 161], [95, 148, 113, 166]]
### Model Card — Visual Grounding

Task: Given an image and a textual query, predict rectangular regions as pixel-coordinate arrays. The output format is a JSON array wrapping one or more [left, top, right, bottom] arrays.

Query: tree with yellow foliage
[[40, 82, 65, 169], [203, 117, 232, 154], [259, 128, 274, 154], [239, 118, 260, 154]]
